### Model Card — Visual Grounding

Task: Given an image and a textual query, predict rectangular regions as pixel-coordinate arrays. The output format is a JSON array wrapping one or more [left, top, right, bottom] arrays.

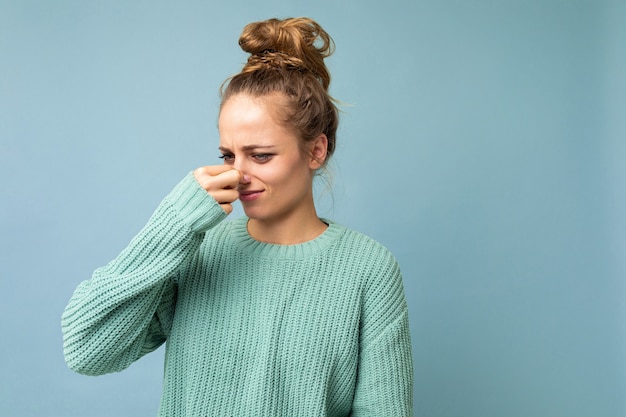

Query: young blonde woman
[[62, 17, 414, 416]]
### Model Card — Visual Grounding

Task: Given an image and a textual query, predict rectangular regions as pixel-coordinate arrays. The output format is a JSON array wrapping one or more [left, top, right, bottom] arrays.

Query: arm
[[61, 172, 228, 376], [351, 251, 414, 416]]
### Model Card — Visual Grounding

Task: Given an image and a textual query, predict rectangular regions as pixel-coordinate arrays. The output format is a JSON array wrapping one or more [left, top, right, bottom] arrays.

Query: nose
[[239, 172, 251, 184], [232, 159, 251, 185]]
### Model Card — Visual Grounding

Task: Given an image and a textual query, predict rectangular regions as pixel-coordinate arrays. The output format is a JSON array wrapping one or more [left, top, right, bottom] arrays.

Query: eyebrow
[[219, 145, 276, 152]]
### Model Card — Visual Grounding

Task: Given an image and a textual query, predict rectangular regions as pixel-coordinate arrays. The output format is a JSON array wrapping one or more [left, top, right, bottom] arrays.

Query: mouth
[[238, 190, 264, 202]]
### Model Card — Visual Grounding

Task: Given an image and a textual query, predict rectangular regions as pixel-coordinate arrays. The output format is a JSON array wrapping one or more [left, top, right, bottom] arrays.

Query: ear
[[308, 134, 328, 170]]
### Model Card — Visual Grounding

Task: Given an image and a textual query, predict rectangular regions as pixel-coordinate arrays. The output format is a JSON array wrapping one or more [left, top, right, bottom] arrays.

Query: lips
[[238, 190, 264, 202]]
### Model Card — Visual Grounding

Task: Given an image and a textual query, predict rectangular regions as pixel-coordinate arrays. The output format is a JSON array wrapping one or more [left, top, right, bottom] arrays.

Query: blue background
[[1, 1, 625, 416]]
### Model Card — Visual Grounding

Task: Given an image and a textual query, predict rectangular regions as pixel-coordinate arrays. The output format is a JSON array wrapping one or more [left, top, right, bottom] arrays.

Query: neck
[[247, 209, 328, 245]]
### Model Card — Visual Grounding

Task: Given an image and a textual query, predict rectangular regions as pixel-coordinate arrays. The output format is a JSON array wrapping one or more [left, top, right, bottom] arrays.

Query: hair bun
[[238, 17, 334, 90]]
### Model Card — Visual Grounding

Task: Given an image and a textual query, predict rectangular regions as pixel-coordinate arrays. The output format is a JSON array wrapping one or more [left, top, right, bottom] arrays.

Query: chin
[[241, 205, 264, 220]]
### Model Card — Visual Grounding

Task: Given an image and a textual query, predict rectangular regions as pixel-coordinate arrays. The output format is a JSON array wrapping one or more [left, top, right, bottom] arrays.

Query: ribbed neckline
[[228, 217, 346, 259]]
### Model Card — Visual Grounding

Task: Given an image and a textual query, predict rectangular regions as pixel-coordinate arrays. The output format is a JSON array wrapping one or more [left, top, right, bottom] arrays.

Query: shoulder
[[331, 223, 408, 345], [330, 222, 398, 263], [327, 221, 401, 282]]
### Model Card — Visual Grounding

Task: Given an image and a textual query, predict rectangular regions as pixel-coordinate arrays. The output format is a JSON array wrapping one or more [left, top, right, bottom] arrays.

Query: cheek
[[248, 153, 310, 187], [248, 163, 283, 185]]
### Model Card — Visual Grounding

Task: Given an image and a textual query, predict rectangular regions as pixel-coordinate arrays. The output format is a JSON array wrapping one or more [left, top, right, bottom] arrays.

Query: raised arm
[[62, 169, 238, 375]]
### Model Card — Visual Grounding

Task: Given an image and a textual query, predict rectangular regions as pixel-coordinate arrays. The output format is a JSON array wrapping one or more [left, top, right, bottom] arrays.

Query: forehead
[[218, 94, 297, 148], [220, 94, 270, 124]]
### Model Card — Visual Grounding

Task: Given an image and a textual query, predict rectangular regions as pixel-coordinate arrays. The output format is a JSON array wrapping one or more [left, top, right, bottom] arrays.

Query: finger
[[210, 188, 239, 204], [219, 203, 233, 215], [195, 165, 234, 176], [210, 169, 241, 190], [194, 167, 241, 191]]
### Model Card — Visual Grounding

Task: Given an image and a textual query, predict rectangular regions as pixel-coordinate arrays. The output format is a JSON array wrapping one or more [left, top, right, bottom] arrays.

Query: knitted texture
[[62, 173, 413, 416]]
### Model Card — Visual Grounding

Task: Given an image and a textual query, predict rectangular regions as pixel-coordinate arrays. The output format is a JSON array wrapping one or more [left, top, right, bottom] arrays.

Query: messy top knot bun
[[238, 17, 334, 90], [221, 17, 339, 164]]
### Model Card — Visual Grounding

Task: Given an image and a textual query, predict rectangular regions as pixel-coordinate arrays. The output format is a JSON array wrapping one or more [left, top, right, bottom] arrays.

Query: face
[[218, 93, 326, 224]]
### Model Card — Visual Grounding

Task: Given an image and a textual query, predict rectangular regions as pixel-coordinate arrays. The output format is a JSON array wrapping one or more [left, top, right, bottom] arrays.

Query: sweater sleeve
[[351, 250, 414, 416], [61, 172, 227, 376]]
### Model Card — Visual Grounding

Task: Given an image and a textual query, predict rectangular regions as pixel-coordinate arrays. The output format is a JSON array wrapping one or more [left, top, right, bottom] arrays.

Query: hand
[[193, 165, 241, 214]]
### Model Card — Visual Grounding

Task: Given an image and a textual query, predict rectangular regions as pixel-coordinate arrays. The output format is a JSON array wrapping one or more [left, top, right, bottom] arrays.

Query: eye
[[252, 153, 274, 163], [218, 153, 235, 164]]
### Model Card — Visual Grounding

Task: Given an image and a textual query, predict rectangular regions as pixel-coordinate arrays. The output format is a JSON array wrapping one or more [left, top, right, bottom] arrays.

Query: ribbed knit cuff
[[165, 172, 228, 233]]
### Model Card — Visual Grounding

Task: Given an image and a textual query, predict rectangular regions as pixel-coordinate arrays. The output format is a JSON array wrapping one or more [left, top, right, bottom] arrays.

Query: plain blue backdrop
[[1, 1, 625, 416]]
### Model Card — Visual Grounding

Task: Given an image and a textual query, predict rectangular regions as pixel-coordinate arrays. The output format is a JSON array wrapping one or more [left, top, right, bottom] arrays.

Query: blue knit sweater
[[62, 173, 413, 416]]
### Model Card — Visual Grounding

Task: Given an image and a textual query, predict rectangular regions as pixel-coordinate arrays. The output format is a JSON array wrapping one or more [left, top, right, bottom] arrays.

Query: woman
[[62, 17, 413, 416]]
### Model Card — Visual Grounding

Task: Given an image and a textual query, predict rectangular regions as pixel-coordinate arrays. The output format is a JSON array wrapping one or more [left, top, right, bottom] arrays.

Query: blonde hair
[[220, 17, 339, 164]]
